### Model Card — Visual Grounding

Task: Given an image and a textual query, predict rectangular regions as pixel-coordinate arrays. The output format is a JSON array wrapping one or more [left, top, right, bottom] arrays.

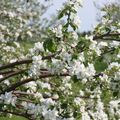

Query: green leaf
[[94, 59, 108, 72], [72, 54, 78, 60], [113, 91, 119, 97], [58, 8, 67, 19], [71, 75, 78, 83], [61, 103, 68, 109], [70, 22, 77, 31], [43, 39, 57, 53]]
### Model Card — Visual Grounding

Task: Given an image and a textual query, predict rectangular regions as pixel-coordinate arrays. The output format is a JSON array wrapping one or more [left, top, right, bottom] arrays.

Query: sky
[[45, 0, 115, 32]]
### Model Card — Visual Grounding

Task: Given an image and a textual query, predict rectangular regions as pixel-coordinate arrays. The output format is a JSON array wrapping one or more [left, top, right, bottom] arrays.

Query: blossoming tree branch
[[0, 0, 120, 120]]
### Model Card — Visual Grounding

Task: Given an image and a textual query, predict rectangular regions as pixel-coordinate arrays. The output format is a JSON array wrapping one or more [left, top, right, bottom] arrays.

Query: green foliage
[[94, 58, 108, 72], [43, 38, 57, 52]]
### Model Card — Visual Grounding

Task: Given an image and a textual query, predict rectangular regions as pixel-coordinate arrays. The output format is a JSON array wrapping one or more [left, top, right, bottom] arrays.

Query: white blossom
[[34, 42, 44, 52], [89, 39, 101, 56], [93, 99, 108, 120], [72, 16, 81, 27], [8, 12, 16, 18], [67, 0, 83, 11], [99, 74, 109, 83], [44, 109, 58, 120], [81, 112, 91, 120], [98, 41, 108, 49], [0, 24, 7, 30], [0, 92, 17, 106], [0, 75, 3, 79], [25, 81, 37, 92], [78, 53, 85, 62], [4, 80, 10, 86], [27, 31, 32, 37], [71, 32, 78, 40], [34, 92, 43, 99], [74, 97, 82, 106], [61, 52, 72, 63], [52, 25, 63, 38], [108, 62, 120, 70], [109, 99, 120, 118], [10, 59, 17, 63], [117, 51, 120, 58], [37, 81, 51, 90], [49, 59, 64, 74], [69, 60, 95, 79], [41, 98, 55, 108], [110, 41, 120, 48], [29, 42, 45, 55], [29, 55, 46, 77]]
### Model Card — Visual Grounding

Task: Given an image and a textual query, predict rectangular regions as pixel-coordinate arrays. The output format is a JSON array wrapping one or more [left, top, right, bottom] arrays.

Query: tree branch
[[0, 73, 69, 94], [0, 59, 32, 71], [0, 50, 61, 71], [0, 72, 103, 95], [93, 33, 120, 41], [0, 70, 14, 75], [0, 69, 27, 82]]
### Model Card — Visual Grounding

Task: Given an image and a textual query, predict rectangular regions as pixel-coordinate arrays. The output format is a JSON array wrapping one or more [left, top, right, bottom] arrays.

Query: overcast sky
[[45, 0, 115, 32]]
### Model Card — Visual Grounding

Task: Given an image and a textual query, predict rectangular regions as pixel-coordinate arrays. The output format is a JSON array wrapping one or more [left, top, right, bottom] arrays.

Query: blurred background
[[44, 0, 116, 32]]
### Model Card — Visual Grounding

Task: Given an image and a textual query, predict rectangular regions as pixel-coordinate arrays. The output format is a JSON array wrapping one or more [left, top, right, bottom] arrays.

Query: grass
[[0, 116, 27, 120]]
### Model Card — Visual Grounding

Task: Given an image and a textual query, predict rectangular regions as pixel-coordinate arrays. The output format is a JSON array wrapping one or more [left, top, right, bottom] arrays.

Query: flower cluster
[[69, 60, 96, 79], [67, 0, 83, 11], [109, 99, 120, 118], [52, 25, 63, 38], [29, 55, 47, 77], [0, 92, 17, 106]]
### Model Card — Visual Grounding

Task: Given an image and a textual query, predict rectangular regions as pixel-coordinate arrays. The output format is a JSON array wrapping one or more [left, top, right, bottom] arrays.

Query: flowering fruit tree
[[0, 0, 120, 120]]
